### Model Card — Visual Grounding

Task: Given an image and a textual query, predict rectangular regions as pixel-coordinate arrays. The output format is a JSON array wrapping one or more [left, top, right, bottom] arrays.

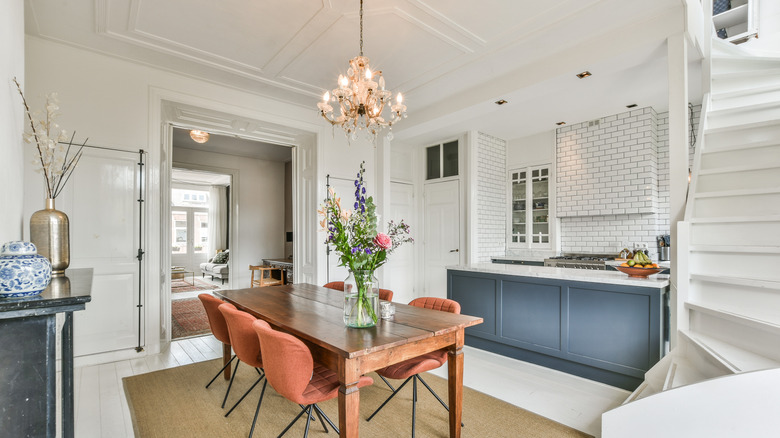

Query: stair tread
[[712, 83, 780, 101], [689, 214, 780, 223], [689, 273, 780, 289], [694, 187, 780, 198], [698, 162, 780, 175], [681, 329, 780, 373], [685, 302, 780, 334], [705, 118, 780, 135], [689, 244, 780, 254]]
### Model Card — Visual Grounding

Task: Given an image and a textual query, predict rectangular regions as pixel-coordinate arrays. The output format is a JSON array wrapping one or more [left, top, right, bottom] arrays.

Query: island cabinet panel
[[450, 275, 497, 337], [501, 280, 561, 350], [448, 268, 665, 391]]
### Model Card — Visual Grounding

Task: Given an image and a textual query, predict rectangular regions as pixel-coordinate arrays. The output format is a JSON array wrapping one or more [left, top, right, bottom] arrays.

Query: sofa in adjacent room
[[200, 250, 229, 284]]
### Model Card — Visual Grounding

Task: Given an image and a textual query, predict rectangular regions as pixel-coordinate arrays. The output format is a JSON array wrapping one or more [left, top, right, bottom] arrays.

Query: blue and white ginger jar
[[0, 241, 52, 298]]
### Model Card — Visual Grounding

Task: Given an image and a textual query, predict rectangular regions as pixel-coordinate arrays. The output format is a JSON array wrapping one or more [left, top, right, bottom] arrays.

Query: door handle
[[449, 249, 459, 253]]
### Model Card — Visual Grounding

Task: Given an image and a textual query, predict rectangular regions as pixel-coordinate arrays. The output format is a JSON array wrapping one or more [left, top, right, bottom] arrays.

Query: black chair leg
[[248, 380, 268, 438], [379, 375, 396, 391], [303, 406, 314, 438], [417, 375, 465, 427], [222, 359, 241, 408], [207, 354, 236, 388], [278, 405, 310, 438], [301, 403, 329, 433], [225, 371, 264, 417], [411, 376, 418, 438], [366, 376, 414, 421], [312, 404, 339, 435]]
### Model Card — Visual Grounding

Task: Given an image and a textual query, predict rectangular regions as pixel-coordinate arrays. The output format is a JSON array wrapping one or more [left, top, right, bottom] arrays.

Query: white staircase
[[603, 38, 780, 436]]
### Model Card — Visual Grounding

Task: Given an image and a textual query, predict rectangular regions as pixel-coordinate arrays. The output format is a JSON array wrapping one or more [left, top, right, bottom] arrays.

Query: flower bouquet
[[319, 162, 412, 327]]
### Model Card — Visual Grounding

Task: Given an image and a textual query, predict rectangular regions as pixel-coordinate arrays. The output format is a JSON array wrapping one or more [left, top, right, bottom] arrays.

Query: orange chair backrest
[[409, 297, 461, 314], [252, 319, 313, 404], [218, 304, 262, 367], [198, 294, 232, 345], [322, 281, 345, 291]]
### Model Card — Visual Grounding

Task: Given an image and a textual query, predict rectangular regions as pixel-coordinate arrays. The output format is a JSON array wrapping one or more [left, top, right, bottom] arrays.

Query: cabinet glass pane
[[443, 141, 458, 177], [426, 145, 440, 180]]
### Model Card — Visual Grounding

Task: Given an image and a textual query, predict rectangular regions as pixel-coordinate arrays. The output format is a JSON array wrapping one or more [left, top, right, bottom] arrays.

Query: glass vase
[[343, 270, 379, 328]]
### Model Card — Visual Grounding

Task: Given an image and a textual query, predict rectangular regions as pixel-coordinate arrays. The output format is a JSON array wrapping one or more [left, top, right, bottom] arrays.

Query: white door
[[56, 148, 142, 357], [423, 180, 460, 298], [170, 207, 210, 272], [383, 182, 415, 304]]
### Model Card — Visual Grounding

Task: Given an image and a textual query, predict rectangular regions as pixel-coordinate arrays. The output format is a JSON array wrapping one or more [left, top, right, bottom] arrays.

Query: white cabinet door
[[56, 148, 141, 357], [423, 180, 460, 298]]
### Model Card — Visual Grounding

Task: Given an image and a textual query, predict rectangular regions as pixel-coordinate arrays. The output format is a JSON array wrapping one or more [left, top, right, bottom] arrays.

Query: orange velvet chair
[[366, 297, 462, 437], [218, 304, 267, 437], [252, 319, 374, 437], [322, 281, 394, 301], [198, 294, 238, 408]]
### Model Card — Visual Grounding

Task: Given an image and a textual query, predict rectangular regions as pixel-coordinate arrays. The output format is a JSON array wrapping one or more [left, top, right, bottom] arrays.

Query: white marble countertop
[[491, 256, 546, 262], [448, 263, 670, 288]]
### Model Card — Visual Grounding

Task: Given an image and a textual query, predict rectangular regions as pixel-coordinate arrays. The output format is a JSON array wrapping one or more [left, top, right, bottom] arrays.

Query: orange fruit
[[621, 263, 629, 267]]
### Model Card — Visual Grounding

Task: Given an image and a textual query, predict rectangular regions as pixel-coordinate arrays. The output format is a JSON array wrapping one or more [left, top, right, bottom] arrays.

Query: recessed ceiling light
[[556, 122, 566, 126], [495, 99, 508, 105], [576, 71, 592, 79], [626, 104, 638, 108]]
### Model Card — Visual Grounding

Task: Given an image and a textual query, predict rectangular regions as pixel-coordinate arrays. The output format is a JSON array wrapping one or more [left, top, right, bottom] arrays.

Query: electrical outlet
[[633, 242, 648, 250]]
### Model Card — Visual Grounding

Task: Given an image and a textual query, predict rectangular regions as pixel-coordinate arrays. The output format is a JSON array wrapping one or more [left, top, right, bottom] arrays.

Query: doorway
[[423, 179, 461, 298], [170, 168, 232, 339]]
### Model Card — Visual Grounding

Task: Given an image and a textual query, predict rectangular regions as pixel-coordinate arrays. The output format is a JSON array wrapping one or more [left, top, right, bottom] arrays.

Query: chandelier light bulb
[[323, 91, 330, 102], [396, 93, 403, 104], [339, 75, 348, 89], [365, 68, 372, 80]]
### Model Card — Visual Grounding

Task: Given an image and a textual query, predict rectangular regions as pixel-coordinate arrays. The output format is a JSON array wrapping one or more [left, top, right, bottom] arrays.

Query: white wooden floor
[[71, 335, 626, 437]]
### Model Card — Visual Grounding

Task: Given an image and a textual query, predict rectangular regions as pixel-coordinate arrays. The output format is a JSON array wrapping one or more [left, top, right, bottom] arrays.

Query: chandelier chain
[[359, 0, 364, 56]]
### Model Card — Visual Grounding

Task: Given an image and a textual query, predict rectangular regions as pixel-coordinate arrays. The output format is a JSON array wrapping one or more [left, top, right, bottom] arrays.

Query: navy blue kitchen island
[[448, 264, 668, 391]]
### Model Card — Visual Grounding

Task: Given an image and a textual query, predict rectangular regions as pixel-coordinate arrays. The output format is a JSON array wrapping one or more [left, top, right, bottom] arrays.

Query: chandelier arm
[[359, 0, 363, 57]]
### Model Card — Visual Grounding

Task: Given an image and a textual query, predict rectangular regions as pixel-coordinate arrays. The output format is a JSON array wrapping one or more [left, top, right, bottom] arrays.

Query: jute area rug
[[124, 359, 591, 438]]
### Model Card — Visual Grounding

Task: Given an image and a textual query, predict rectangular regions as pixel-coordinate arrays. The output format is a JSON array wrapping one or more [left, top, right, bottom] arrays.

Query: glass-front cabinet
[[509, 165, 551, 246]]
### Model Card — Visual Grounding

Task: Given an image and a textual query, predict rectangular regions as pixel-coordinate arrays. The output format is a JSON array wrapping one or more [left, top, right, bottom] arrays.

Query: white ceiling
[[26, 0, 699, 146]]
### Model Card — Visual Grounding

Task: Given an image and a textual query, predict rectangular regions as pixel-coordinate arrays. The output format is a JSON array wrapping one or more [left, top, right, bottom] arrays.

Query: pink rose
[[373, 233, 392, 250]]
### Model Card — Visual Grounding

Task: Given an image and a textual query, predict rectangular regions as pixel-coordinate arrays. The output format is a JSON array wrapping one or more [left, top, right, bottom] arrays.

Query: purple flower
[[354, 180, 358, 187], [361, 187, 366, 194], [354, 202, 359, 209], [365, 248, 372, 255], [351, 247, 359, 254], [360, 196, 365, 203]]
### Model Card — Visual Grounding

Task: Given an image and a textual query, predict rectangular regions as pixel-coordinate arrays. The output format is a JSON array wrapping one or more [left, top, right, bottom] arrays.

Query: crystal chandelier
[[189, 130, 209, 143], [317, 0, 407, 143]]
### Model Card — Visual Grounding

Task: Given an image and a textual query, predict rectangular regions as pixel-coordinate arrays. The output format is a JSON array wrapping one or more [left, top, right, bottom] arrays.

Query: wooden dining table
[[214, 283, 482, 438]]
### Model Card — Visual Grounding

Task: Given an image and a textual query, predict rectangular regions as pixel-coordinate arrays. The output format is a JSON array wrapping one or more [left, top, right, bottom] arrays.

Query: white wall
[[173, 148, 285, 287], [507, 130, 555, 169], [23, 36, 362, 356], [744, 0, 780, 54], [0, 0, 25, 243]]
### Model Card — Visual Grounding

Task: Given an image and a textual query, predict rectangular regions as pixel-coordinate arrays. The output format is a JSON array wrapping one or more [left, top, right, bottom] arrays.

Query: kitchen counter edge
[[448, 263, 669, 288]]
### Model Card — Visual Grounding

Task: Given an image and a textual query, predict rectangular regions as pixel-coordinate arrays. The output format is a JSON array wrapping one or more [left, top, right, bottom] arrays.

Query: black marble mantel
[[0, 268, 93, 438]]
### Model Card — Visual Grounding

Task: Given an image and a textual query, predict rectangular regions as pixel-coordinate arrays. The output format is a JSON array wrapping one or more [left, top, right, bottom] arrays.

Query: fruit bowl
[[615, 265, 662, 278]]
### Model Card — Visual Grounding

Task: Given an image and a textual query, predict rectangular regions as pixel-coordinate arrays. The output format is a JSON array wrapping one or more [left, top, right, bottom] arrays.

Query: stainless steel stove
[[543, 253, 614, 270]]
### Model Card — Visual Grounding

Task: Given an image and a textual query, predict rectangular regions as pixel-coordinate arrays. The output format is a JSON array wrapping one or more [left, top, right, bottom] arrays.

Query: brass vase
[[30, 198, 70, 277]]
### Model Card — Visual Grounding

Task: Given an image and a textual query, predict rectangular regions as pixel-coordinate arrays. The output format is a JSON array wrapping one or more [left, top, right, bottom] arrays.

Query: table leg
[[223, 344, 232, 380], [447, 330, 465, 438], [338, 360, 361, 438]]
